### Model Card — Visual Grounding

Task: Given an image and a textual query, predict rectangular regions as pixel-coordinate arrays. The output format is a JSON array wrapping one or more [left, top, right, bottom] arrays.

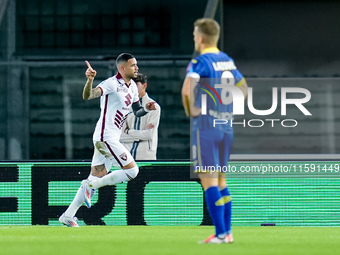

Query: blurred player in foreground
[[59, 53, 156, 227], [120, 73, 161, 160], [181, 18, 248, 243]]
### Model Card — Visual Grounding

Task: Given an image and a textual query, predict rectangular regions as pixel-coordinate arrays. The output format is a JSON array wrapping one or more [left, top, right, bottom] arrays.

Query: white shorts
[[91, 140, 134, 171]]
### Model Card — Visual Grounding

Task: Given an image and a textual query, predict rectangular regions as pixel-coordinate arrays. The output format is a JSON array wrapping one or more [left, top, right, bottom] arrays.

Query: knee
[[91, 165, 107, 177]]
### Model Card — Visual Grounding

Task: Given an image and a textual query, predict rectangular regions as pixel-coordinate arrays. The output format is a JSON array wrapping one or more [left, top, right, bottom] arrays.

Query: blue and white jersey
[[186, 47, 244, 134]]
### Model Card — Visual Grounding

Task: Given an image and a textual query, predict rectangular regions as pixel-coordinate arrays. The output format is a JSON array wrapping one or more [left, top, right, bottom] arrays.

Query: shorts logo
[[119, 152, 127, 161]]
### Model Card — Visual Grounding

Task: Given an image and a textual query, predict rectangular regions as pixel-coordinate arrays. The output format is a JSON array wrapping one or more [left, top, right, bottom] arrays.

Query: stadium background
[[0, 0, 339, 226]]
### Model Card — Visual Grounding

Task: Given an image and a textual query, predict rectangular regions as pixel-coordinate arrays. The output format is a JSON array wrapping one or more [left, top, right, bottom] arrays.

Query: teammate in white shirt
[[59, 53, 156, 227]]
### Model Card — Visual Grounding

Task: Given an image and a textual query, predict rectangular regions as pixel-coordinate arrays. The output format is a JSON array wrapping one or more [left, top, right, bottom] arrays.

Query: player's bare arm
[[82, 60, 102, 100], [181, 76, 191, 116], [181, 76, 201, 117]]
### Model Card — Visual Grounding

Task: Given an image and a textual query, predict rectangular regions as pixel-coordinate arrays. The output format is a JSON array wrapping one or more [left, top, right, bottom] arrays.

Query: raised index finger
[[85, 60, 93, 70]]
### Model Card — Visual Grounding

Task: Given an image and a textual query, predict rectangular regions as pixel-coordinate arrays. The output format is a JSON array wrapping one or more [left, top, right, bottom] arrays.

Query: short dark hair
[[194, 18, 220, 45], [116, 53, 135, 67], [133, 73, 147, 84]]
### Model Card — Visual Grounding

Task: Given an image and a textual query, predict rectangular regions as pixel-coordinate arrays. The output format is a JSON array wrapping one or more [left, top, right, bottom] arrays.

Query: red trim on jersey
[[133, 100, 140, 104], [98, 86, 103, 96], [116, 72, 131, 88], [114, 118, 121, 125], [104, 142, 123, 168], [100, 95, 109, 141], [117, 110, 123, 117], [115, 114, 122, 121], [116, 72, 123, 79]]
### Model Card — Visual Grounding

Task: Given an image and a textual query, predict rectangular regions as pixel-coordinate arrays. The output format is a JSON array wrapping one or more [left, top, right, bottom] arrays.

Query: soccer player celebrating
[[181, 18, 248, 243], [59, 53, 156, 227]]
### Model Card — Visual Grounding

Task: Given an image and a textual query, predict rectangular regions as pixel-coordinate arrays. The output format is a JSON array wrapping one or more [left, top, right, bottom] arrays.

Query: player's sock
[[89, 165, 139, 189], [88, 174, 99, 182], [64, 175, 99, 217], [64, 187, 83, 217], [220, 186, 232, 234], [205, 186, 226, 238]]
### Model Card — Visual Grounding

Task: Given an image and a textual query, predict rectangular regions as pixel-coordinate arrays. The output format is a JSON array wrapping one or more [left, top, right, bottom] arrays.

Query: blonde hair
[[194, 18, 220, 45]]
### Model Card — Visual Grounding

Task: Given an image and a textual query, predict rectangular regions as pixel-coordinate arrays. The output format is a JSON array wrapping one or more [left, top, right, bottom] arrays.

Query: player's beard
[[125, 72, 136, 81]]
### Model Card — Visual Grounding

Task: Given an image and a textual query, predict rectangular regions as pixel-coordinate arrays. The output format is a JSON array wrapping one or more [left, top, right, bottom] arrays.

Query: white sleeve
[[185, 71, 200, 81], [120, 132, 137, 143], [132, 82, 140, 103], [128, 129, 153, 141], [128, 104, 161, 141], [96, 78, 114, 96], [119, 113, 139, 143]]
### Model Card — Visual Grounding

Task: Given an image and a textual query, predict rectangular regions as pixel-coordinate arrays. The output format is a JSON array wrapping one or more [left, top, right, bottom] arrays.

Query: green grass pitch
[[0, 226, 339, 255]]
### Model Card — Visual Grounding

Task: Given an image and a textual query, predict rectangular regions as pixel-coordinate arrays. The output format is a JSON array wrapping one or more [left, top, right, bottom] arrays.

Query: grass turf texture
[[0, 226, 339, 255]]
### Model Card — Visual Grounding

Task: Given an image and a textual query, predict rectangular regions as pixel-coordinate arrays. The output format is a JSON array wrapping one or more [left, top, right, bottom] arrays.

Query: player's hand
[[85, 60, 97, 80], [147, 123, 155, 129], [145, 101, 156, 111]]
